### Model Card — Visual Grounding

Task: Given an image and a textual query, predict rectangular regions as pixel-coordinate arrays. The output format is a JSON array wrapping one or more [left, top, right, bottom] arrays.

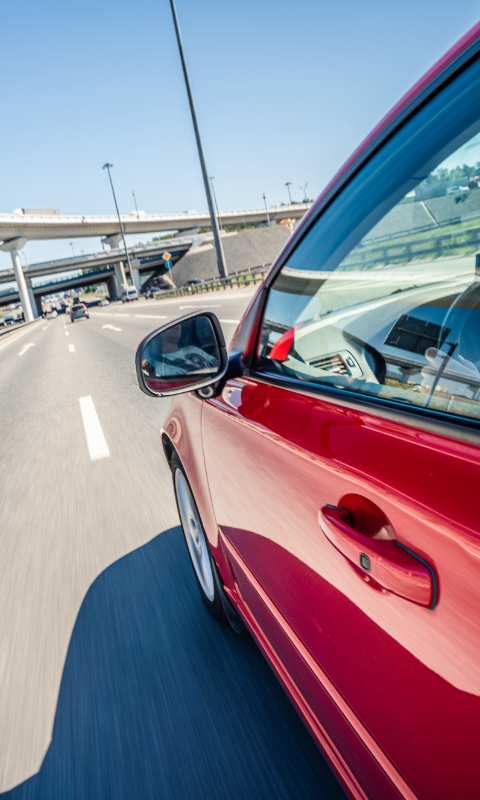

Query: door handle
[[319, 506, 437, 608]]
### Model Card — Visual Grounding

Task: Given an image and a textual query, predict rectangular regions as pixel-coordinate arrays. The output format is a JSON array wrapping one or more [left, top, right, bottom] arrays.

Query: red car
[[135, 23, 480, 800]]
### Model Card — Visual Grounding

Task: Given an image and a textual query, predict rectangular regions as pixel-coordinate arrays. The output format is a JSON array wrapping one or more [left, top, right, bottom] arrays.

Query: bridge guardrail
[[154, 265, 270, 300]]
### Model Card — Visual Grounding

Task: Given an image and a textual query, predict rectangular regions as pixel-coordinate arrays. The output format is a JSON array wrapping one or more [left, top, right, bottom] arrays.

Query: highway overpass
[[0, 268, 116, 310], [0, 204, 309, 241], [0, 203, 310, 321], [0, 233, 199, 309]]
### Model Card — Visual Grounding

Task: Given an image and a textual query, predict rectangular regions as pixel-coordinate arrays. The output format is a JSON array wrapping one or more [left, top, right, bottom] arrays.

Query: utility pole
[[209, 176, 222, 230], [169, 0, 227, 277], [285, 182, 293, 204], [102, 163, 135, 286], [263, 193, 270, 226], [132, 190, 139, 218]]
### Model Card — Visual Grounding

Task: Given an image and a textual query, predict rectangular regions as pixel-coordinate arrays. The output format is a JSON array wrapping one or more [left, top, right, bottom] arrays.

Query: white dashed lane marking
[[79, 396, 110, 461], [68, 344, 75, 352], [65, 331, 69, 336], [179, 305, 221, 309], [18, 343, 35, 356], [219, 319, 240, 324], [134, 315, 167, 319], [102, 324, 122, 332]]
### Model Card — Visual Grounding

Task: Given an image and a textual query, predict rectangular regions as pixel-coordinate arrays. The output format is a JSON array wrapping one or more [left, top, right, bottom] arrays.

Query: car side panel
[[221, 535, 406, 800], [202, 378, 480, 800]]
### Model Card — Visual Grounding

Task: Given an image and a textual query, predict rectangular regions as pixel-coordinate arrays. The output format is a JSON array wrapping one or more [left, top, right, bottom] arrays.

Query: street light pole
[[285, 182, 292, 204], [300, 182, 308, 202], [70, 242, 76, 257], [169, 0, 227, 277], [102, 163, 135, 286], [132, 190, 139, 219], [209, 176, 222, 230], [263, 193, 270, 226]]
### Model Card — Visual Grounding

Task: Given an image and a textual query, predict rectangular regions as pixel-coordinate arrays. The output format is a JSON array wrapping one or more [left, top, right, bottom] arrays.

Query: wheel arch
[[161, 417, 237, 600], [161, 433, 175, 470]]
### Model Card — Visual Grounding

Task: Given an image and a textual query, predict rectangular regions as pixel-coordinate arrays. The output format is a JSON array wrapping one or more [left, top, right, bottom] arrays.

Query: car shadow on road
[[1, 527, 345, 800]]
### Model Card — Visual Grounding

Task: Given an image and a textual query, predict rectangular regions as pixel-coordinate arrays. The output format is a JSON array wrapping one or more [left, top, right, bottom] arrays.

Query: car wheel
[[172, 453, 226, 622]]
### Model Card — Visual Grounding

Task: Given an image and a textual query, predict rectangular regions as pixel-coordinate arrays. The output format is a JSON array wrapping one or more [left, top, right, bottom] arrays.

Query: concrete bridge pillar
[[25, 277, 39, 318], [131, 260, 142, 292], [115, 262, 127, 291], [0, 238, 34, 322], [34, 295, 43, 317], [106, 274, 120, 301], [102, 234, 138, 291]]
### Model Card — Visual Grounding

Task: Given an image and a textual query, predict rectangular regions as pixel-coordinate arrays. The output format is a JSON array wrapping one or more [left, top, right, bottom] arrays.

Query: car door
[[202, 55, 480, 800]]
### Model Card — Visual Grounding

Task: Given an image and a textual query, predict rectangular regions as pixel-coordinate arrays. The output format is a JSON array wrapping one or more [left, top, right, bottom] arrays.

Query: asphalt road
[[0, 288, 346, 799]]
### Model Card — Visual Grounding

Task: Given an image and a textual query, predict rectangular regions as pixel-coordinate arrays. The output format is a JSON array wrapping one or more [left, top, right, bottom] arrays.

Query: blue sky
[[1, 0, 479, 271]]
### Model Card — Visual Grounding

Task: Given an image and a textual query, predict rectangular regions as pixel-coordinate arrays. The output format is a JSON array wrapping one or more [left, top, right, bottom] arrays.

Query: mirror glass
[[141, 315, 221, 393]]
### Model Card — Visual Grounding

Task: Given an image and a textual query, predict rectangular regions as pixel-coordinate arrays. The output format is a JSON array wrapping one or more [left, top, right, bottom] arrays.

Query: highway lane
[[0, 288, 346, 799]]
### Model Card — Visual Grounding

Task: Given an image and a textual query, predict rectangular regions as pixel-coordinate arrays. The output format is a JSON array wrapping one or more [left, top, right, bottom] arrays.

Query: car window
[[257, 56, 480, 424]]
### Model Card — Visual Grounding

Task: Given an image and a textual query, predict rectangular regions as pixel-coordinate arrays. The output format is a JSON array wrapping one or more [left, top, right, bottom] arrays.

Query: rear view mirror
[[135, 312, 228, 397]]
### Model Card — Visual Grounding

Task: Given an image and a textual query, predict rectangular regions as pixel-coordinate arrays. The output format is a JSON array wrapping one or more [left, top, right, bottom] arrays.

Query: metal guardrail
[[363, 207, 480, 246], [155, 265, 270, 299], [345, 225, 480, 270], [0, 316, 43, 338], [0, 322, 23, 337]]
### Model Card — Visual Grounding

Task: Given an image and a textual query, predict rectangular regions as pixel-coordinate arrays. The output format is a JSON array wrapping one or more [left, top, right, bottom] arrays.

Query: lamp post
[[263, 193, 270, 226], [285, 182, 293, 204], [209, 176, 222, 230], [102, 163, 135, 287], [132, 190, 139, 219], [70, 242, 76, 257], [169, 0, 227, 277], [300, 182, 308, 202]]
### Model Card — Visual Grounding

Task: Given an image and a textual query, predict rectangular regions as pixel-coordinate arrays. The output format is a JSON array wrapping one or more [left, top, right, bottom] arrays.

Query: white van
[[121, 287, 139, 303]]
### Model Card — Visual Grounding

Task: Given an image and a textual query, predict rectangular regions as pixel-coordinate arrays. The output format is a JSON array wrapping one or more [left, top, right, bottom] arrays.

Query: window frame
[[245, 42, 480, 446]]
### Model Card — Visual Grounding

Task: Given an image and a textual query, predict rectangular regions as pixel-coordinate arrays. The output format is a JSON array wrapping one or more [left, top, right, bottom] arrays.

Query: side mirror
[[135, 311, 228, 397]]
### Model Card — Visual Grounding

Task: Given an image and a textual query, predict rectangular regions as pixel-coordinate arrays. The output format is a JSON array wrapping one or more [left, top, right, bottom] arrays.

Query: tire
[[172, 453, 226, 622]]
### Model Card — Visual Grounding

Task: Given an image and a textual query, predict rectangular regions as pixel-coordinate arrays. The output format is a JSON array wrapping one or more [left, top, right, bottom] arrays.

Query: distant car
[[45, 309, 58, 319], [121, 287, 139, 302], [70, 303, 89, 322], [447, 185, 469, 194], [183, 278, 205, 293], [3, 315, 15, 326], [99, 298, 109, 306]]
